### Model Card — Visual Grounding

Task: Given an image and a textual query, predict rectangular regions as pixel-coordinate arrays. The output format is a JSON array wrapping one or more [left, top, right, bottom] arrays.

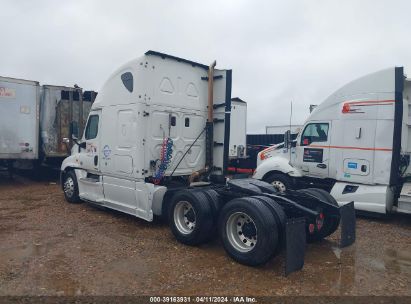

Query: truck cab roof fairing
[[309, 67, 399, 121], [145, 50, 209, 70], [93, 50, 226, 108]]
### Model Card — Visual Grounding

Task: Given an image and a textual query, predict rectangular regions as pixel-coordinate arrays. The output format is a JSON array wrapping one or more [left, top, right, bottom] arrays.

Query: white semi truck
[[60, 51, 355, 274], [253, 67, 411, 215]]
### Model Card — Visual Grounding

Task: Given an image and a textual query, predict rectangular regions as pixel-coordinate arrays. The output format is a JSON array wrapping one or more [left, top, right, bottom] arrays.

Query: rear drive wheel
[[62, 170, 81, 203], [298, 188, 340, 243], [264, 173, 292, 192], [305, 188, 340, 237], [219, 197, 279, 266], [253, 196, 286, 251], [169, 190, 214, 245]]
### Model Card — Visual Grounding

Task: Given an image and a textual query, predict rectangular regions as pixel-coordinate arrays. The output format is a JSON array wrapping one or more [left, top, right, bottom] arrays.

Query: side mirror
[[302, 137, 311, 146], [70, 121, 79, 140]]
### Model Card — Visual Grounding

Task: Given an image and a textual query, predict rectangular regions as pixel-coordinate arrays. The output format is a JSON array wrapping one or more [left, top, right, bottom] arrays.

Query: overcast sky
[[1, 0, 411, 133]]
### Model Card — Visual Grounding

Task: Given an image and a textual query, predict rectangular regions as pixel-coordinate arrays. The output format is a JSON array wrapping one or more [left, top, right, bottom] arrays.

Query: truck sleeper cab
[[254, 67, 411, 215], [61, 51, 355, 274]]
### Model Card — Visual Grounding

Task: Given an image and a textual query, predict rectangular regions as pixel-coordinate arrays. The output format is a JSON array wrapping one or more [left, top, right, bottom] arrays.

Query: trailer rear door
[[0, 77, 39, 160]]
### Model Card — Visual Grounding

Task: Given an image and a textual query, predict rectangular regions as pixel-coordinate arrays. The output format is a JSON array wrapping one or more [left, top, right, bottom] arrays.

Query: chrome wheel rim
[[64, 176, 75, 198], [226, 212, 257, 252], [271, 180, 286, 192], [174, 201, 196, 234]]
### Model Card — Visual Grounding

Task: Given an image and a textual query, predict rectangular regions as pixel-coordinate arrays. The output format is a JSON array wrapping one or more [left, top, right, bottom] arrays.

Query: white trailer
[[254, 67, 411, 215], [40, 85, 95, 163], [0, 77, 40, 172], [229, 97, 247, 159], [0, 76, 96, 173], [60, 51, 355, 274]]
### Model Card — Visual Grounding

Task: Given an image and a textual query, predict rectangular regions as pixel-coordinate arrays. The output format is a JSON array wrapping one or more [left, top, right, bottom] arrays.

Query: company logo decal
[[342, 99, 395, 114], [0, 87, 16, 98], [102, 145, 111, 159]]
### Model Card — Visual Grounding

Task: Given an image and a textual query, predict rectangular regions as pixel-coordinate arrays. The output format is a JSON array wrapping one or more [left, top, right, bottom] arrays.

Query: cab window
[[85, 115, 99, 140], [301, 123, 329, 146], [121, 72, 133, 92]]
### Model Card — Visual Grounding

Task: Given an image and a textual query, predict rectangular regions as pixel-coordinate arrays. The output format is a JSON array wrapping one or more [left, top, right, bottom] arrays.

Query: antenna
[[289, 101, 293, 159], [289, 101, 292, 135]]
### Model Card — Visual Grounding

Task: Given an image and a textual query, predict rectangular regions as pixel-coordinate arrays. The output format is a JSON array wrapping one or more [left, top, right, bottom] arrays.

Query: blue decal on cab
[[103, 145, 111, 159], [347, 162, 357, 169]]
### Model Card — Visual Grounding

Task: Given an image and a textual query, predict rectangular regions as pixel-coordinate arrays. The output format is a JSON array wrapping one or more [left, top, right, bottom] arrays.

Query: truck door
[[296, 122, 330, 177], [80, 109, 101, 173]]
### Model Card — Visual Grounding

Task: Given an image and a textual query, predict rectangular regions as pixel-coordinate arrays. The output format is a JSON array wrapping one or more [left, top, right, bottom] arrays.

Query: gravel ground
[[0, 172, 410, 296]]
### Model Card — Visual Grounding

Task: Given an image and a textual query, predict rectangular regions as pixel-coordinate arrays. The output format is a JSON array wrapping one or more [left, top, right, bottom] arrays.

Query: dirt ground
[[0, 172, 410, 296]]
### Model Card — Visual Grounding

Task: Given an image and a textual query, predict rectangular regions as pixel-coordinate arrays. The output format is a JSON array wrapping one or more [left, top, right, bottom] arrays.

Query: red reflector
[[342, 103, 351, 113], [316, 217, 324, 230], [308, 223, 315, 233]]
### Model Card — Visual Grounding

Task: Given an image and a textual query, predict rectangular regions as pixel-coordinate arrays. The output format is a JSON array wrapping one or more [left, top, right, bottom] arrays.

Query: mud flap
[[339, 201, 356, 248], [285, 217, 306, 276]]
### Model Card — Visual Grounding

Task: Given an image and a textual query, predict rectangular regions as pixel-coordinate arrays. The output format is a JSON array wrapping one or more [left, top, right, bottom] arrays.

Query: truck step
[[79, 177, 100, 184], [399, 182, 411, 201], [397, 182, 411, 214], [397, 201, 411, 214]]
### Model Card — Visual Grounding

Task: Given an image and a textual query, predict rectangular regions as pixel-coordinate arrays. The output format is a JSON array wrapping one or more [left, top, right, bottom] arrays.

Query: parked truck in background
[[229, 97, 247, 159], [253, 67, 411, 215], [60, 50, 355, 274], [0, 76, 96, 174]]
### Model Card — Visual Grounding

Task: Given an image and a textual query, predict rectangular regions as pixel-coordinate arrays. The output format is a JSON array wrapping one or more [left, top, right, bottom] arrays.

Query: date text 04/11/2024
[[149, 297, 257, 303]]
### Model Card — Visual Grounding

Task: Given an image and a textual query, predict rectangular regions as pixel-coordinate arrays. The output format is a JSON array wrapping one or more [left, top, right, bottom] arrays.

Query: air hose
[[153, 137, 173, 184]]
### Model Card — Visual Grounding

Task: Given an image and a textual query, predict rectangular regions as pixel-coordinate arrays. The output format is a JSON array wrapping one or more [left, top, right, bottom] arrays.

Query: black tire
[[169, 190, 214, 246], [200, 189, 221, 218], [191, 188, 222, 237], [253, 196, 286, 254], [219, 197, 279, 266], [304, 188, 340, 237], [253, 196, 287, 230], [62, 170, 81, 204], [298, 188, 340, 243], [263, 173, 292, 192], [253, 196, 286, 230]]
